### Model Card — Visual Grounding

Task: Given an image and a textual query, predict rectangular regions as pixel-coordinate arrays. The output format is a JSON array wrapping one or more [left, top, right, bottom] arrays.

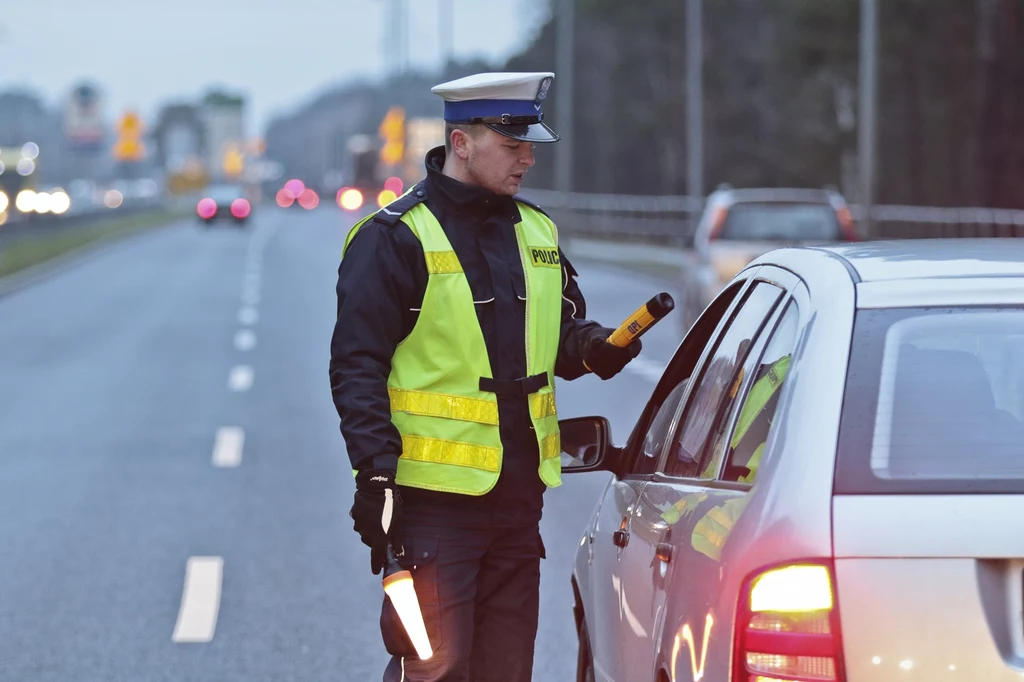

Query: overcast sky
[[0, 0, 548, 135]]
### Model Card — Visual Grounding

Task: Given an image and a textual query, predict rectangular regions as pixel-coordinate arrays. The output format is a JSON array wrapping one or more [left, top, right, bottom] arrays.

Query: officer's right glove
[[351, 469, 405, 575], [583, 326, 643, 380]]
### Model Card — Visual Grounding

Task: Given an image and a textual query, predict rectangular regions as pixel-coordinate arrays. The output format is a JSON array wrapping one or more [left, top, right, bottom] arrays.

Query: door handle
[[612, 530, 629, 548], [656, 542, 674, 563]]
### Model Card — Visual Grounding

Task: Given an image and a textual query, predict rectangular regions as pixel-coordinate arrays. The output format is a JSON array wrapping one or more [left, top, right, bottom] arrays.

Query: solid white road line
[[172, 556, 223, 643], [237, 307, 259, 326], [212, 427, 244, 468], [234, 329, 257, 351], [241, 287, 260, 305], [626, 356, 666, 383], [228, 365, 254, 392]]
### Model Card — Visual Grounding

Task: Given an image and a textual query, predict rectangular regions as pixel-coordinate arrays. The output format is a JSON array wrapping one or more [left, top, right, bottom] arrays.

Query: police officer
[[329, 72, 644, 682]]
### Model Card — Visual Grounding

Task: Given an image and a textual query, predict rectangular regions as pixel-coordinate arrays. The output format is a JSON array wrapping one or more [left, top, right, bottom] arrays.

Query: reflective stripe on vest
[[343, 200, 563, 495]]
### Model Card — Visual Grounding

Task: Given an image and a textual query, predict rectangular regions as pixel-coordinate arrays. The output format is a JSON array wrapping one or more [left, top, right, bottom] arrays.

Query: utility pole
[[554, 0, 574, 193], [438, 0, 454, 71], [857, 0, 878, 239], [686, 0, 704, 204]]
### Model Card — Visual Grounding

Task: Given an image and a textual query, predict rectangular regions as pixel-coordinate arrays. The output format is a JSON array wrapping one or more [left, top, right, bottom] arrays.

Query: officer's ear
[[450, 127, 474, 161]]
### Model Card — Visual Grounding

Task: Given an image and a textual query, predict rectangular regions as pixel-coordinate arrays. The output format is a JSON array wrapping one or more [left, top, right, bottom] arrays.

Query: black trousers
[[381, 524, 545, 682]]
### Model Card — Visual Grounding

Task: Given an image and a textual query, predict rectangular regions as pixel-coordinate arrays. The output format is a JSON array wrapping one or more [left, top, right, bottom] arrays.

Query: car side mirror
[[559, 416, 614, 473]]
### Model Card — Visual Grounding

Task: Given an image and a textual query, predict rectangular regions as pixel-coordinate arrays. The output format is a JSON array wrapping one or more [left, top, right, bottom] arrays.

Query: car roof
[[819, 239, 1024, 282]]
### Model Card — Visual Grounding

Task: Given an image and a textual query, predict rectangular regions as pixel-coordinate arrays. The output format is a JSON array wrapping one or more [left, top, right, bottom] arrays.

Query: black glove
[[351, 469, 405, 575], [583, 326, 642, 380]]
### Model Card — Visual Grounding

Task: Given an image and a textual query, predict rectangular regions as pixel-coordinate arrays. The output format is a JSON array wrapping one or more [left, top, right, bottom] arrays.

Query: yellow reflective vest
[[343, 196, 563, 495]]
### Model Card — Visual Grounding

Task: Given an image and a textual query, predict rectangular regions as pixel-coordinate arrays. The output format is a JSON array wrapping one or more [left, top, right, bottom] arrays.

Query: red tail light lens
[[298, 188, 319, 210], [230, 198, 251, 219], [709, 206, 729, 240], [836, 207, 858, 241], [734, 562, 845, 682], [197, 198, 217, 219], [276, 189, 294, 208]]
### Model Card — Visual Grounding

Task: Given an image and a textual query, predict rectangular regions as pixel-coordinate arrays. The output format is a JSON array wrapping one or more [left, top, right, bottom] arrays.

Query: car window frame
[[713, 296, 801, 485], [652, 266, 803, 487], [655, 282, 784, 480], [617, 270, 761, 480]]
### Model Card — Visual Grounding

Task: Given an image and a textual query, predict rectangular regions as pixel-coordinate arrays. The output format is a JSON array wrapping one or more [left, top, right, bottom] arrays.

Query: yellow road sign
[[113, 110, 145, 161]]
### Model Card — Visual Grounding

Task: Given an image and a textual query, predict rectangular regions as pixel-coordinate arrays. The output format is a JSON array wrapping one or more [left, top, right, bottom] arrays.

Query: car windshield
[[837, 307, 1024, 493], [718, 202, 842, 242], [208, 184, 243, 202]]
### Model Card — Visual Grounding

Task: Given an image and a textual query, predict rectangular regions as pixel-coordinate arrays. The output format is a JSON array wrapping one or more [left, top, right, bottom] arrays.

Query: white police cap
[[431, 72, 559, 143]]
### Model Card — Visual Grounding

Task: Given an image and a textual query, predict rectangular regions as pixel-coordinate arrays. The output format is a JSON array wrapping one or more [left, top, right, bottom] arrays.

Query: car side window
[[662, 283, 783, 479], [622, 281, 744, 474], [633, 379, 690, 476], [721, 301, 800, 484]]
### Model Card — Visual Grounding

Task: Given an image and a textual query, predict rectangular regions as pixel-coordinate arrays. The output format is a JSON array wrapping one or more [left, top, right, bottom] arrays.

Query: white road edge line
[[172, 556, 223, 643], [237, 307, 259, 326], [234, 329, 257, 351], [228, 365, 254, 392], [212, 427, 244, 468]]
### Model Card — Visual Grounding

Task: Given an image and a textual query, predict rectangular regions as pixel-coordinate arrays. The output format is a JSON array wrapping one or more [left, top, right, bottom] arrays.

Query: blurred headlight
[[0, 191, 8, 213], [15, 189, 36, 213], [50, 190, 71, 214]]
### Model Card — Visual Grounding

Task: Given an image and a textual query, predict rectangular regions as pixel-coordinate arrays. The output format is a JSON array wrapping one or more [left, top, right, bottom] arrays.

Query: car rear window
[[836, 307, 1024, 494], [719, 203, 843, 242]]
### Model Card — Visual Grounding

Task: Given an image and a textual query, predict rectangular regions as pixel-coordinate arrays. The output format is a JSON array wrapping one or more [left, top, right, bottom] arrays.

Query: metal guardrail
[[521, 188, 1024, 243]]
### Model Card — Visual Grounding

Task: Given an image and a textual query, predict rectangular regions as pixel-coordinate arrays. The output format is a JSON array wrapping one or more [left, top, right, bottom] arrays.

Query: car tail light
[[733, 562, 845, 682], [708, 207, 729, 240], [338, 188, 364, 211], [298, 188, 319, 210], [197, 197, 217, 219], [231, 198, 251, 219], [276, 189, 294, 208], [836, 207, 858, 241]]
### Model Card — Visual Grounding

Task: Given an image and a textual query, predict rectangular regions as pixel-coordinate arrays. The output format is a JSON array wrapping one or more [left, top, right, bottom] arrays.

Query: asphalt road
[[0, 205, 685, 682]]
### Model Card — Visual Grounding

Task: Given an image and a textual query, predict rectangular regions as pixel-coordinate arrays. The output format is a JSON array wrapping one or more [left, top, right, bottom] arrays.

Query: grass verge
[[0, 210, 186, 279]]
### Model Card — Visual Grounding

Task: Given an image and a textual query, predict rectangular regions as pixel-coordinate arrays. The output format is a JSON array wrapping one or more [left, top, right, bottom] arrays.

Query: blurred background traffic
[[4, 0, 1023, 258]]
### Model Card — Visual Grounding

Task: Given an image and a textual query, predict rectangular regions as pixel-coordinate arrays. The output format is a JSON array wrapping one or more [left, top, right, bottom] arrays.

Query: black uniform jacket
[[330, 147, 602, 528]]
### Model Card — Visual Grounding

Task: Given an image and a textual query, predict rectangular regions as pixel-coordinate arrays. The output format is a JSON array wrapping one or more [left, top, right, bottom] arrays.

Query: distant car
[[678, 186, 858, 329], [561, 239, 1024, 682], [197, 183, 251, 225]]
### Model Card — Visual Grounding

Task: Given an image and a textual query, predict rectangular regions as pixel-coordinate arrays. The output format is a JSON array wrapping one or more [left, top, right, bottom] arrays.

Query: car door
[[587, 275, 751, 682], [655, 277, 806, 682], [614, 277, 792, 680]]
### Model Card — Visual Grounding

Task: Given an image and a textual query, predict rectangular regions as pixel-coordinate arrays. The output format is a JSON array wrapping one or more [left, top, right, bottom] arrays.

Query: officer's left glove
[[351, 469, 405, 575], [583, 326, 643, 380]]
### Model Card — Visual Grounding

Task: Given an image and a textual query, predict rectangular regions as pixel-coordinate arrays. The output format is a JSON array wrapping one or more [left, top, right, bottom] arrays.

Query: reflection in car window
[[721, 302, 799, 483], [873, 312, 1024, 480], [663, 283, 782, 478], [635, 379, 689, 476]]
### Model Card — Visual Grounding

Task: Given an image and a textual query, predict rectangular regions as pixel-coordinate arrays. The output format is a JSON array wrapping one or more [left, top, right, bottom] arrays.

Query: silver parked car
[[560, 239, 1024, 682], [677, 186, 858, 331]]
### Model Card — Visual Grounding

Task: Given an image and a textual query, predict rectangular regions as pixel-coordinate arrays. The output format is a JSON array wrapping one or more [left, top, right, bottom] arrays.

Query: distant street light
[[554, 0, 574, 193], [686, 0, 703, 204], [858, 0, 878, 239]]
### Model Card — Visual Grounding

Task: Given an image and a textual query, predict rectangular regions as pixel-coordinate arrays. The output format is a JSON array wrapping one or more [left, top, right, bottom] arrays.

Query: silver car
[[677, 186, 858, 331], [560, 239, 1024, 682]]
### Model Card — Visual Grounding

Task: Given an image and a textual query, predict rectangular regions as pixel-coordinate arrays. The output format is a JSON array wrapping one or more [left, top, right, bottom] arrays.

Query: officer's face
[[464, 128, 536, 196]]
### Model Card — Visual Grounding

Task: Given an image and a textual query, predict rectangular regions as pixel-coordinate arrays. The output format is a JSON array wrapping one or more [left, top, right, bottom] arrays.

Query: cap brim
[[484, 121, 560, 143]]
